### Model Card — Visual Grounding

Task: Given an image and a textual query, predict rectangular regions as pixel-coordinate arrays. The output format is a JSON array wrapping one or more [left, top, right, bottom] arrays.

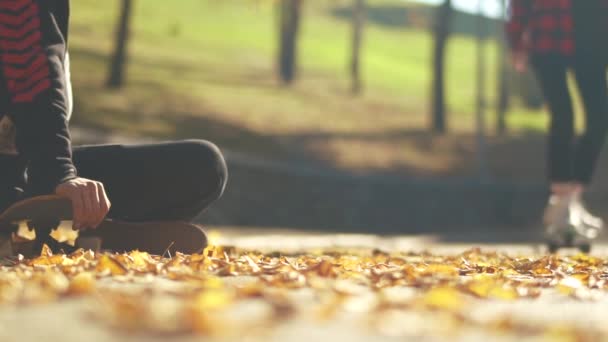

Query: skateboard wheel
[[579, 243, 591, 254], [563, 234, 574, 248], [547, 242, 559, 254]]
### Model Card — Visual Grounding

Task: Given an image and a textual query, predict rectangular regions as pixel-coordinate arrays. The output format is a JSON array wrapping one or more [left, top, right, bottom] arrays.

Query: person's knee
[[180, 139, 228, 204]]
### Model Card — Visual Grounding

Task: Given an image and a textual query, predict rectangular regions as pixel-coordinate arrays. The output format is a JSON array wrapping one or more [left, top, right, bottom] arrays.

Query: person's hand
[[511, 49, 528, 73], [55, 177, 111, 230]]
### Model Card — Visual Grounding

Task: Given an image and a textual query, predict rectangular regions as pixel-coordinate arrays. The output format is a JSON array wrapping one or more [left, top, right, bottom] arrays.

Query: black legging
[[0, 140, 228, 221], [72, 140, 228, 222], [533, 58, 608, 184], [531, 0, 608, 185]]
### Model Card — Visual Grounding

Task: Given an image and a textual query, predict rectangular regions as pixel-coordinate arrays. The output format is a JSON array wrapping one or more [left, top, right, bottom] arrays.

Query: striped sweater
[[0, 0, 75, 194]]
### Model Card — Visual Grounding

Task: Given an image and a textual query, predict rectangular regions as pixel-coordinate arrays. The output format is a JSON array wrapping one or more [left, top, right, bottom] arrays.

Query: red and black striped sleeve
[[0, 0, 76, 195], [506, 0, 532, 51]]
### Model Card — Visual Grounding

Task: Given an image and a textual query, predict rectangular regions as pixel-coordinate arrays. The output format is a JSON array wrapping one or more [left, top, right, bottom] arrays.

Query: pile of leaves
[[1, 244, 608, 340]]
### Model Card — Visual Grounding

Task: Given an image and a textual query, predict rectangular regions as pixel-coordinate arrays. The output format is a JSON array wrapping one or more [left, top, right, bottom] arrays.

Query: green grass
[[67, 0, 562, 176]]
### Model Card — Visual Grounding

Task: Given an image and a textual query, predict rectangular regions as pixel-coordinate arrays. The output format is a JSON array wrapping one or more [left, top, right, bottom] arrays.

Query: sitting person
[[0, 1, 228, 235]]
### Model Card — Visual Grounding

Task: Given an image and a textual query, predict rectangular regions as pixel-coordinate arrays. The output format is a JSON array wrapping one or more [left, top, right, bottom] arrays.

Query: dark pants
[[0, 140, 228, 221], [532, 58, 608, 184]]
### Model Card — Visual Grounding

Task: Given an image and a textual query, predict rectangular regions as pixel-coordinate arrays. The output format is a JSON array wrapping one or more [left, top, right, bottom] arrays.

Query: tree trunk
[[350, 0, 365, 94], [277, 0, 301, 85], [430, 0, 452, 134], [496, 0, 509, 136], [475, 0, 489, 181], [496, 43, 510, 135], [107, 0, 133, 89]]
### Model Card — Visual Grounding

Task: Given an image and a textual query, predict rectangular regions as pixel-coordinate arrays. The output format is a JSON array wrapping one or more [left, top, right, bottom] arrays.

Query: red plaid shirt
[[506, 0, 608, 57]]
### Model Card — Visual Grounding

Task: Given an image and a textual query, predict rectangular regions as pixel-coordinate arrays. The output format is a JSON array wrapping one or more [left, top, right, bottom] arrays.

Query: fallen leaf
[[67, 272, 96, 296], [96, 255, 128, 276], [420, 287, 464, 311]]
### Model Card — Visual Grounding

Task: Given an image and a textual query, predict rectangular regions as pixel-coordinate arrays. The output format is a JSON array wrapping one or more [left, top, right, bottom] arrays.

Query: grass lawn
[[67, 0, 599, 184]]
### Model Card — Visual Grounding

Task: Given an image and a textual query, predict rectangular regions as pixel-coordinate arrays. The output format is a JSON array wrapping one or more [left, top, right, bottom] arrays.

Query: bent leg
[[72, 140, 228, 222]]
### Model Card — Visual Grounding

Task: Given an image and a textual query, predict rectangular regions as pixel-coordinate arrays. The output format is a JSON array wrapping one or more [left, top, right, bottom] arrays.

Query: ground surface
[[1, 229, 608, 342]]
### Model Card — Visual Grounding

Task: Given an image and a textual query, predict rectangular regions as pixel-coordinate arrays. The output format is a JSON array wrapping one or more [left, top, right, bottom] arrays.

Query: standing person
[[506, 0, 608, 244], [0, 1, 227, 237]]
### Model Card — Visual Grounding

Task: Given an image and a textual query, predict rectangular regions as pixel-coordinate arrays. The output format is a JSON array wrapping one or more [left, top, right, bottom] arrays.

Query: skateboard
[[0, 195, 208, 257], [545, 224, 592, 254]]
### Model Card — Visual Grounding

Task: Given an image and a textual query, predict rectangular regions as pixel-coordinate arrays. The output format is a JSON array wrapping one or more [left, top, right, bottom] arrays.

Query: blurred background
[[68, 0, 608, 243]]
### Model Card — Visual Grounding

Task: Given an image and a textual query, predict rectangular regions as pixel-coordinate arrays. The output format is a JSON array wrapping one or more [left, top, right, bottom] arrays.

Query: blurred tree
[[475, 0, 489, 181], [350, 0, 365, 94], [107, 0, 134, 89], [277, 0, 302, 85], [430, 0, 452, 134], [496, 0, 509, 135]]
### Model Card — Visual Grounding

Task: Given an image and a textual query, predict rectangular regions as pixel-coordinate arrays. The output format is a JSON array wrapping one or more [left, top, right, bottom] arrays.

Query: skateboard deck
[[0, 195, 208, 257]]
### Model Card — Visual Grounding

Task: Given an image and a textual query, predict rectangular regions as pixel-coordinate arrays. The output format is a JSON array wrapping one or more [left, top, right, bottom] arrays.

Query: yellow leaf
[[557, 277, 583, 296], [313, 259, 334, 277], [500, 268, 519, 277], [544, 326, 583, 342], [488, 287, 519, 300], [42, 271, 70, 289], [206, 230, 222, 246], [201, 277, 224, 290], [421, 287, 464, 311], [50, 223, 79, 244], [236, 282, 265, 298], [129, 250, 152, 268], [68, 272, 96, 296], [243, 255, 261, 273], [316, 294, 345, 321], [96, 255, 128, 276], [422, 264, 459, 276], [29, 254, 73, 267], [467, 280, 492, 298], [532, 267, 553, 276], [193, 289, 233, 311], [16, 223, 35, 240], [467, 276, 519, 300], [40, 244, 53, 257], [203, 245, 225, 259]]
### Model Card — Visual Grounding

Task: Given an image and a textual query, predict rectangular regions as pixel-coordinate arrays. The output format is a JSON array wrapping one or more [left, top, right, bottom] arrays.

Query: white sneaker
[[543, 194, 573, 238], [544, 193, 603, 244], [570, 195, 603, 239]]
